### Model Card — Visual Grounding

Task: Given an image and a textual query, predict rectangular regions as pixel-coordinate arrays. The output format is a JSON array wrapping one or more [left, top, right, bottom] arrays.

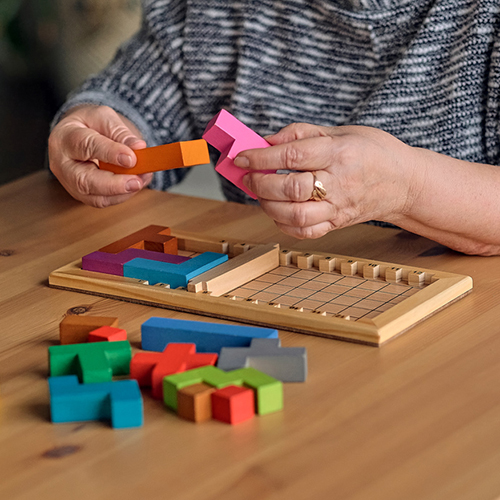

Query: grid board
[[48, 228, 473, 346], [227, 266, 422, 321]]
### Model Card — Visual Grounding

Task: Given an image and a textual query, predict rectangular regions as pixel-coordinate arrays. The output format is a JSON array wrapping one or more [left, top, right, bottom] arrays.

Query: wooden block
[[82, 248, 189, 276], [49, 375, 143, 428], [279, 249, 293, 266], [408, 270, 426, 285], [341, 260, 358, 276], [141, 317, 278, 354], [130, 343, 217, 399], [187, 243, 279, 296], [88, 326, 127, 342], [59, 315, 119, 344], [163, 366, 283, 415], [99, 225, 171, 254], [143, 235, 178, 254], [363, 263, 380, 279], [318, 256, 336, 272], [211, 385, 255, 425], [297, 253, 315, 269], [386, 266, 403, 283], [217, 338, 307, 382], [177, 383, 215, 422], [48, 341, 132, 384], [124, 251, 228, 288], [176, 237, 229, 254], [231, 243, 250, 256], [202, 109, 276, 199], [99, 139, 210, 175]]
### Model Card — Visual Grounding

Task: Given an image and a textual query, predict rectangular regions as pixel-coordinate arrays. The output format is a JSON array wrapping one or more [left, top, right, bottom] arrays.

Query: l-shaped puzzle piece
[[99, 139, 210, 175], [49, 375, 143, 428], [217, 338, 307, 382], [202, 109, 276, 199]]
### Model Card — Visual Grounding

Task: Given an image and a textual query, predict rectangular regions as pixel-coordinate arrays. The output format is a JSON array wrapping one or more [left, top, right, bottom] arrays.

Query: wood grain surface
[[1, 172, 500, 500]]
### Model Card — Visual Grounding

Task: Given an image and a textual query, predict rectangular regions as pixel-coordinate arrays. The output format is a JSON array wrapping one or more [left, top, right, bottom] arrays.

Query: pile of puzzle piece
[[48, 315, 307, 428]]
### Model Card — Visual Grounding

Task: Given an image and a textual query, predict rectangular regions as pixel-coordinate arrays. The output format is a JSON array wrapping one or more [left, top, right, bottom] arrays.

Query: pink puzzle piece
[[202, 110, 276, 199]]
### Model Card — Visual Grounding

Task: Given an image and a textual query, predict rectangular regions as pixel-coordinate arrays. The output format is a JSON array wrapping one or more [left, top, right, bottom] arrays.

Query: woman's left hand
[[234, 123, 422, 239]]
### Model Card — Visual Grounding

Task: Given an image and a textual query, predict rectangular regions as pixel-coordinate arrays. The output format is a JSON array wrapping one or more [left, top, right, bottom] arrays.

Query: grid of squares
[[226, 266, 424, 321]]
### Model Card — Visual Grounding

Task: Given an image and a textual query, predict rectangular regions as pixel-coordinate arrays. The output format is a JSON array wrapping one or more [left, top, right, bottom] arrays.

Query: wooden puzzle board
[[48, 230, 473, 346]]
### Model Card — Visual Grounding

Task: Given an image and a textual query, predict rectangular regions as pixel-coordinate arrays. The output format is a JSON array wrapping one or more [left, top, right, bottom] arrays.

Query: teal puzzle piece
[[163, 365, 283, 415], [48, 375, 143, 428], [48, 341, 132, 384], [123, 251, 228, 288]]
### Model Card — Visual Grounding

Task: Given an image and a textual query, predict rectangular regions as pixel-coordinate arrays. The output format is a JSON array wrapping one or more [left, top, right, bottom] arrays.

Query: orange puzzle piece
[[99, 139, 210, 175], [98, 225, 177, 254]]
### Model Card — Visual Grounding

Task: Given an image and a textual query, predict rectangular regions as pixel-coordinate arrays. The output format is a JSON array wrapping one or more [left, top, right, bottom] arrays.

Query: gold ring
[[309, 172, 327, 201]]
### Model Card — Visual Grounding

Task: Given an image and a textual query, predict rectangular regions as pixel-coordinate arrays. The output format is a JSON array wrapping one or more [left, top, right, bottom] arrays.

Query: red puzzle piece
[[130, 343, 218, 399], [88, 325, 128, 342]]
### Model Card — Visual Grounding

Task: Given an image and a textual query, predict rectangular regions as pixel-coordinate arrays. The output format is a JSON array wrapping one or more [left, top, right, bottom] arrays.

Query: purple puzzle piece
[[202, 110, 276, 199], [82, 248, 190, 276]]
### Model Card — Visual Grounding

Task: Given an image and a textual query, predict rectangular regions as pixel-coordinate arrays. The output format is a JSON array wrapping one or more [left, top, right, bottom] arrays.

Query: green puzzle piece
[[49, 341, 132, 384], [163, 365, 283, 415]]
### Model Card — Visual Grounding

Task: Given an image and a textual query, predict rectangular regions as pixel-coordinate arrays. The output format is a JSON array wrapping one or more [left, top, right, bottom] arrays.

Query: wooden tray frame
[[48, 230, 473, 346]]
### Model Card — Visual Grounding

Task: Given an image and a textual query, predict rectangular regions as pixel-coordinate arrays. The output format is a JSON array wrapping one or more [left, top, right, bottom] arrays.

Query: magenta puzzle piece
[[82, 248, 190, 276], [202, 110, 276, 199]]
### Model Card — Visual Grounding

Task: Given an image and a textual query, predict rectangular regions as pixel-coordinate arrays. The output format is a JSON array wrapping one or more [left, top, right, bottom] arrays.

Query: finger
[[63, 159, 147, 198], [265, 122, 330, 146], [79, 105, 146, 149], [274, 220, 335, 240], [244, 170, 329, 202], [63, 126, 139, 167], [234, 136, 335, 172], [259, 198, 333, 229]]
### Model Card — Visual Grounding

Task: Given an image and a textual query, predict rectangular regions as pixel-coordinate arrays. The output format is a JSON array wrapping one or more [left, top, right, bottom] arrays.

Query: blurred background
[[0, 0, 223, 198]]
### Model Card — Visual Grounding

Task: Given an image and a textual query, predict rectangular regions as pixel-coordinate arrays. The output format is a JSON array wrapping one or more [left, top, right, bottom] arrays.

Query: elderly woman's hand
[[234, 123, 421, 239]]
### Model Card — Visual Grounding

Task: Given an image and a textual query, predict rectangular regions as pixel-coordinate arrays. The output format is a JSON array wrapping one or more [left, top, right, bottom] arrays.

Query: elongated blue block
[[48, 375, 143, 428], [123, 251, 228, 288], [141, 317, 278, 354]]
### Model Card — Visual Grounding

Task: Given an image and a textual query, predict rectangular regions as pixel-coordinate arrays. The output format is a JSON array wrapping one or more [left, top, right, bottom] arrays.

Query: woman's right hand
[[48, 105, 152, 207]]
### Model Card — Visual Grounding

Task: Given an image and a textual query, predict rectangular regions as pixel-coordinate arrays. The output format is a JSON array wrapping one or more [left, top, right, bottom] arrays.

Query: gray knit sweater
[[56, 0, 500, 204]]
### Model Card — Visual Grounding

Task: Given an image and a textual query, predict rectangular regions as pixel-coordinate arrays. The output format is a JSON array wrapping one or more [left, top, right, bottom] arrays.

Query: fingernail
[[125, 179, 141, 192], [234, 156, 249, 168], [118, 154, 133, 167]]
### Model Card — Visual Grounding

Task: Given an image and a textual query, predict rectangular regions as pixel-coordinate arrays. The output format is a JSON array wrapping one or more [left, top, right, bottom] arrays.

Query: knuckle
[[281, 144, 304, 170], [75, 170, 92, 196], [283, 173, 305, 201], [289, 204, 309, 227], [92, 196, 112, 209]]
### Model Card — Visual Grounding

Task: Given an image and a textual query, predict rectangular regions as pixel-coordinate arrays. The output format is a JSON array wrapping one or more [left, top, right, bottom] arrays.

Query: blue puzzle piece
[[48, 375, 143, 428], [141, 317, 278, 354], [123, 251, 228, 288], [217, 338, 307, 382]]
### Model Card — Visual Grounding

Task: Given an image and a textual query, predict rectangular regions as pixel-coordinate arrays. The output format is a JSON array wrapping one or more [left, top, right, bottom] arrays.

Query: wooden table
[[2, 171, 500, 500]]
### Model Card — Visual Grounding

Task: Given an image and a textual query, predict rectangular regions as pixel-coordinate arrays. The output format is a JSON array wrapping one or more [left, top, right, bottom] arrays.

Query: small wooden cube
[[363, 263, 380, 279], [385, 267, 403, 283], [341, 260, 358, 276], [297, 253, 315, 269], [318, 256, 336, 272], [408, 270, 426, 285], [177, 383, 215, 423], [211, 385, 255, 425], [279, 250, 293, 266]]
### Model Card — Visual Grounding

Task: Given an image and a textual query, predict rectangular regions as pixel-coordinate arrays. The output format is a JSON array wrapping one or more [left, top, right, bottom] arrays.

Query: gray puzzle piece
[[217, 338, 307, 382]]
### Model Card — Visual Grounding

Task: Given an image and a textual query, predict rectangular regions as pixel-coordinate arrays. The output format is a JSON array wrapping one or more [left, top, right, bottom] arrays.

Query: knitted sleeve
[[51, 1, 195, 190]]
